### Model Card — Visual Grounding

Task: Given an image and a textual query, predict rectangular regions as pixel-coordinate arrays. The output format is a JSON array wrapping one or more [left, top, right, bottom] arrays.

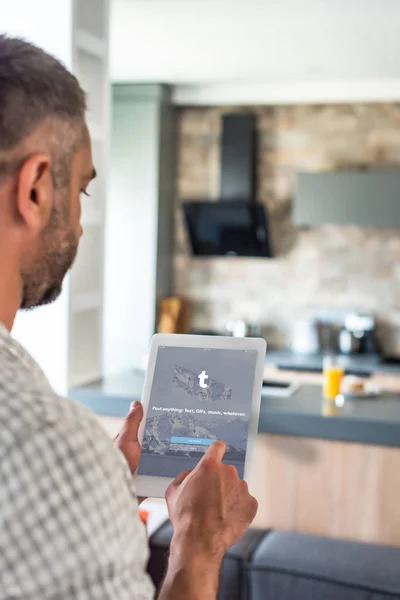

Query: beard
[[20, 205, 79, 310]]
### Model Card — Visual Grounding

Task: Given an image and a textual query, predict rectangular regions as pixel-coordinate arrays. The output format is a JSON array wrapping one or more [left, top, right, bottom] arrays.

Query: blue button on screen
[[170, 436, 214, 446]]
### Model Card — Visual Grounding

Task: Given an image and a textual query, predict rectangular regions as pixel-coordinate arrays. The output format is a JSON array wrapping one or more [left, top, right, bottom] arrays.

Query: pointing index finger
[[205, 440, 226, 462]]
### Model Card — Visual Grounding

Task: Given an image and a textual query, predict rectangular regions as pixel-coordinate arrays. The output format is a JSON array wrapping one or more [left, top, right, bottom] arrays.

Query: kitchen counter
[[258, 384, 400, 448], [71, 368, 400, 545], [265, 349, 400, 376], [70, 369, 400, 449], [70, 370, 144, 418]]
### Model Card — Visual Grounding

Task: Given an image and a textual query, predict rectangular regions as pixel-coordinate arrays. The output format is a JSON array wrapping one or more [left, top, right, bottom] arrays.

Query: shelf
[[70, 222, 103, 295], [69, 0, 109, 390], [75, 29, 106, 58], [69, 308, 102, 386], [70, 291, 102, 313]]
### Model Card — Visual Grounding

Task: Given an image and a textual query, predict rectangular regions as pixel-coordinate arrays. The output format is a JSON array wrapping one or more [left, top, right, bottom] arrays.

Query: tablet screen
[[138, 345, 257, 479]]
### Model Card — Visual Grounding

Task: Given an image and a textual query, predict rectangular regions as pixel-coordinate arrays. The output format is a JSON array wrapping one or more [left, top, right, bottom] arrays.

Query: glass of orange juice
[[323, 355, 345, 400]]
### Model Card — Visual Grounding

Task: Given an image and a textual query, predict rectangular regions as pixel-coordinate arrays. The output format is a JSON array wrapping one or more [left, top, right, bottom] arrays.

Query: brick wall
[[174, 104, 400, 352]]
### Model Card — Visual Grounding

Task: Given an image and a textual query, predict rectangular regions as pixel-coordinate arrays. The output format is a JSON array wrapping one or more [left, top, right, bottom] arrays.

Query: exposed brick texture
[[174, 104, 400, 352]]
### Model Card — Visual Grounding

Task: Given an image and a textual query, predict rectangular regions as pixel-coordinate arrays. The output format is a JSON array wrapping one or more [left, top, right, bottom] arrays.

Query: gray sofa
[[148, 521, 400, 599]]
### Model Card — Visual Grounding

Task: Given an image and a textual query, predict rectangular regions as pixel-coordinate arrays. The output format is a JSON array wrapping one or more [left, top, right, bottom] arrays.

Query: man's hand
[[159, 441, 258, 600], [115, 401, 143, 475], [167, 440, 258, 556]]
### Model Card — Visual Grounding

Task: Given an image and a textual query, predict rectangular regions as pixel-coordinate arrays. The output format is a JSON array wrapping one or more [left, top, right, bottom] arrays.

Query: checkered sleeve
[[0, 405, 155, 599]]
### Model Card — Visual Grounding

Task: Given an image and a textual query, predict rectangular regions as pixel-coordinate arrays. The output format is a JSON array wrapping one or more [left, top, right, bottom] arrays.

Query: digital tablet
[[135, 334, 266, 498]]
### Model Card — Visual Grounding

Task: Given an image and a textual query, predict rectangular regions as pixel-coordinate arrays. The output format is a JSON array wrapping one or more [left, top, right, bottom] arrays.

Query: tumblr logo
[[198, 370, 209, 389]]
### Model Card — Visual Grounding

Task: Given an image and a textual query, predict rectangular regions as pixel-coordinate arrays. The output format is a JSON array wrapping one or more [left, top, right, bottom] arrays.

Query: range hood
[[183, 114, 273, 257], [295, 171, 400, 227]]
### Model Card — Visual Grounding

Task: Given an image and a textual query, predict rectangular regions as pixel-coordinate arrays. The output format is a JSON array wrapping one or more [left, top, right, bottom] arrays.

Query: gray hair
[[0, 34, 86, 184]]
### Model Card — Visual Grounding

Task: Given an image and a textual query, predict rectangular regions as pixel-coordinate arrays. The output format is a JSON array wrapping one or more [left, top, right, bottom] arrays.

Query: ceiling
[[110, 0, 400, 104]]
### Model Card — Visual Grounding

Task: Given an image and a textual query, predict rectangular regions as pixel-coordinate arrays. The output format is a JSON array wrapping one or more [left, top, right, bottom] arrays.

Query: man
[[0, 35, 258, 599]]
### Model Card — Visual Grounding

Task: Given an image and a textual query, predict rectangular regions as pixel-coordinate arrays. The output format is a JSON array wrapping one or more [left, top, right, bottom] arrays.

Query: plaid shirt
[[0, 324, 154, 599]]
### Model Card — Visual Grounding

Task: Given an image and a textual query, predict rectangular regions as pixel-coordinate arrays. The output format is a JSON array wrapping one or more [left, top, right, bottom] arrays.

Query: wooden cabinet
[[252, 433, 400, 546], [97, 410, 400, 546]]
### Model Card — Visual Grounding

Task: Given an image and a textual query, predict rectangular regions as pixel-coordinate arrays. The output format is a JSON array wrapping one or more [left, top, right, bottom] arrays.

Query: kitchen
[[4, 1, 400, 596], [173, 104, 400, 544], [176, 105, 400, 358], [71, 0, 400, 551], [72, 102, 400, 547]]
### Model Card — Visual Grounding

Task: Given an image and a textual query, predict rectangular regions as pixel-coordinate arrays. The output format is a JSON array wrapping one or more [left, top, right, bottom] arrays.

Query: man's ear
[[16, 154, 54, 231]]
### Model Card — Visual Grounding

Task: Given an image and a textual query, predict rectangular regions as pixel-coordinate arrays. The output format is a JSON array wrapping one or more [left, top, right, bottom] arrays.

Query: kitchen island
[[69, 367, 400, 448], [70, 366, 400, 546], [265, 349, 400, 376], [264, 349, 400, 393]]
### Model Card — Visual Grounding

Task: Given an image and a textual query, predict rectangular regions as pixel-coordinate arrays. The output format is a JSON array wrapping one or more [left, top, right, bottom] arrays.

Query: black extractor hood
[[183, 113, 273, 257]]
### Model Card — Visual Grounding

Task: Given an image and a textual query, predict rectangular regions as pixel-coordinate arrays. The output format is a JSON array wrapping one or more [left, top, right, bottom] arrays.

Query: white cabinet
[[68, 0, 109, 387], [7, 0, 109, 395]]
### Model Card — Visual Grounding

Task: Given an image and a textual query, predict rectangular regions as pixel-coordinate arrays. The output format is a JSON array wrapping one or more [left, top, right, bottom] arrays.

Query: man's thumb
[[119, 401, 143, 441]]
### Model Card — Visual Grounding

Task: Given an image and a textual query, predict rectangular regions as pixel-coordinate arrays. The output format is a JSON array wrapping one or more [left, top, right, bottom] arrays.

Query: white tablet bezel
[[134, 333, 267, 498]]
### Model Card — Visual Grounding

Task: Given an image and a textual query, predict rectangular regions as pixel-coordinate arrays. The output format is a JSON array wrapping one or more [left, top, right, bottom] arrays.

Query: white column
[[103, 86, 160, 376], [103, 84, 176, 376]]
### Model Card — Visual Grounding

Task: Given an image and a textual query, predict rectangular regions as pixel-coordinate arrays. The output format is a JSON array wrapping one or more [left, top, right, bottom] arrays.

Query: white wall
[[1, 0, 73, 394], [1, 0, 73, 63]]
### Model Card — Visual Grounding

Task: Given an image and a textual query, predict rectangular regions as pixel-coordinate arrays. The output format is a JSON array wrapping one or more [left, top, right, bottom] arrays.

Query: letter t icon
[[198, 370, 209, 388]]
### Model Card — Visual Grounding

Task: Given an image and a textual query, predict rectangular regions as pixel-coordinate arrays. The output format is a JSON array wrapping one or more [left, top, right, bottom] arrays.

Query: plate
[[341, 376, 381, 399], [341, 390, 380, 400]]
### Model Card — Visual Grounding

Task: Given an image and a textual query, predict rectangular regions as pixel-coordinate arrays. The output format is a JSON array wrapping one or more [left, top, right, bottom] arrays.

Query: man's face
[[21, 133, 96, 309]]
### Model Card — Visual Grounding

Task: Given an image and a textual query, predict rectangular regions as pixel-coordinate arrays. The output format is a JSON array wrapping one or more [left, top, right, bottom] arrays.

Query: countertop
[[258, 385, 400, 448], [264, 349, 400, 376], [70, 368, 400, 449]]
